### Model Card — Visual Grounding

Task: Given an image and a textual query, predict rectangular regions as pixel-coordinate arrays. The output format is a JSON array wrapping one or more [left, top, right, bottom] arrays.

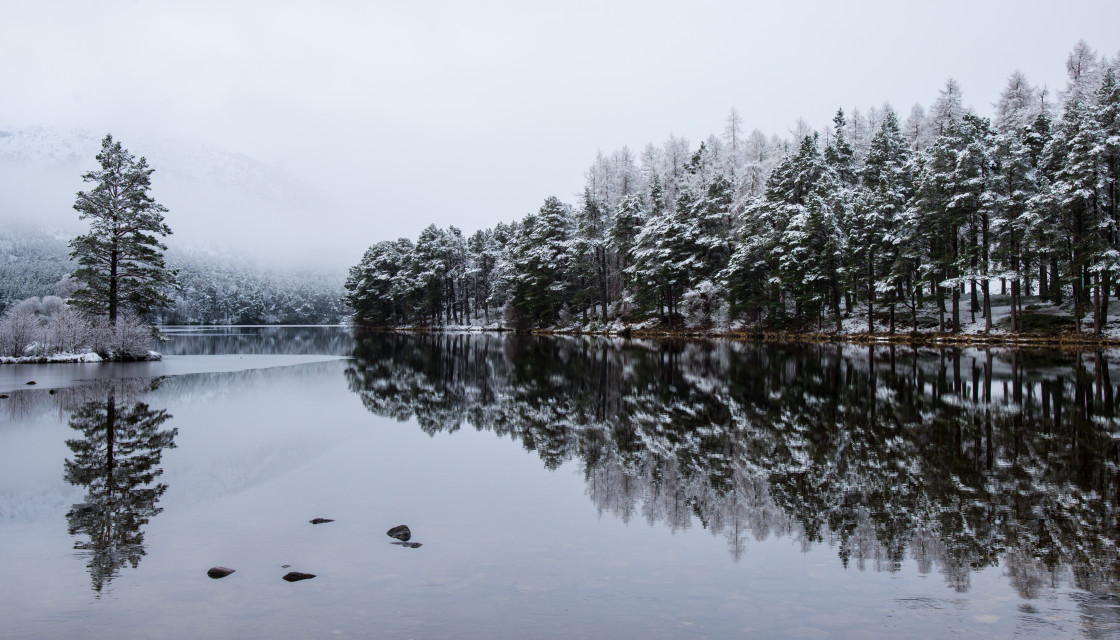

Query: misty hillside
[[0, 126, 361, 269], [0, 227, 348, 324]]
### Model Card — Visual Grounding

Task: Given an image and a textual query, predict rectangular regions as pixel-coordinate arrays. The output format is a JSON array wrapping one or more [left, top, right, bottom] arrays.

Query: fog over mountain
[[0, 126, 361, 270]]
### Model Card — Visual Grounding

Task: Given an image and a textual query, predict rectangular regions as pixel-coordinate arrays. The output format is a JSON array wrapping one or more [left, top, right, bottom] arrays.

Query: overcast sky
[[4, 0, 1120, 256]]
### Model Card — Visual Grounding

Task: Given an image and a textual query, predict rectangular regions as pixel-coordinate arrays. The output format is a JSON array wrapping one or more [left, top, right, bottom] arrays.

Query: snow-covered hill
[[0, 126, 362, 269]]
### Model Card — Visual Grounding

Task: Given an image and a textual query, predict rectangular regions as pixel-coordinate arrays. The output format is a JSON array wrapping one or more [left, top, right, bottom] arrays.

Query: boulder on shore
[[386, 525, 411, 541]]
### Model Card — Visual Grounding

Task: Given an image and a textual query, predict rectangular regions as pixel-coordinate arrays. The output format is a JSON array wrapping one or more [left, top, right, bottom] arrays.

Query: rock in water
[[309, 518, 334, 525], [386, 525, 411, 541], [207, 567, 236, 579], [392, 541, 423, 549], [283, 571, 316, 582], [25, 381, 35, 385]]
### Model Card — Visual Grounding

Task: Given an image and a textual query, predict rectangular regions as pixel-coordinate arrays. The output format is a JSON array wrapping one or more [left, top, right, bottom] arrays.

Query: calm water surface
[[2, 327, 1119, 638]]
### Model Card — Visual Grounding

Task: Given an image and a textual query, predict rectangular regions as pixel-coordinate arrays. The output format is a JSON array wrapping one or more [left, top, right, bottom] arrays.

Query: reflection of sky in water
[[0, 329, 1117, 639]]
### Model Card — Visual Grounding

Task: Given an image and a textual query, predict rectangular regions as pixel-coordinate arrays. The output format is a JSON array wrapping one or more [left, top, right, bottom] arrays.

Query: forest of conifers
[[346, 41, 1120, 335]]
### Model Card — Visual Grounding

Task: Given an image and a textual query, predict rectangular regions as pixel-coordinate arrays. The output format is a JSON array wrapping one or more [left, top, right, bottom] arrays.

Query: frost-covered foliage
[[162, 252, 347, 325], [0, 229, 72, 313], [348, 41, 1120, 335], [0, 296, 155, 360]]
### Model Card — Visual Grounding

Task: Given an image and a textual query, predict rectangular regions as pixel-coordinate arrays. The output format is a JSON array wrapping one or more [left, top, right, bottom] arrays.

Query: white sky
[[4, 0, 1120, 256]]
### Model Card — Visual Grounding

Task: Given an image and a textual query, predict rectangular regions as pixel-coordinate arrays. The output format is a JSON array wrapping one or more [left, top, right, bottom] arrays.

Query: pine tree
[[69, 135, 177, 323], [345, 239, 415, 326], [1050, 91, 1108, 332], [574, 188, 612, 323], [1094, 66, 1120, 329], [610, 194, 645, 294], [692, 172, 735, 283], [509, 197, 575, 326], [857, 109, 913, 333], [777, 136, 846, 331]]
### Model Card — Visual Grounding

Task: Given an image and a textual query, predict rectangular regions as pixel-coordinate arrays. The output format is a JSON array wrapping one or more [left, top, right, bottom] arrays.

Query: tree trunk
[[938, 280, 945, 333], [1093, 272, 1102, 335], [952, 284, 960, 333], [970, 280, 977, 324], [109, 247, 119, 325], [1010, 278, 1019, 332], [911, 285, 918, 332], [1050, 257, 1062, 305], [982, 279, 991, 333], [832, 280, 842, 333], [867, 253, 874, 334], [1102, 272, 1112, 329], [599, 249, 609, 324]]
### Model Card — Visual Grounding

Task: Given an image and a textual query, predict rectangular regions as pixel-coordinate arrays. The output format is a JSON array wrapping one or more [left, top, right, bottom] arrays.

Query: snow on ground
[[0, 351, 160, 364]]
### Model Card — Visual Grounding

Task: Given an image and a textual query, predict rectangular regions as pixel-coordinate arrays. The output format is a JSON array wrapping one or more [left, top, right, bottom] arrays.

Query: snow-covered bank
[[349, 296, 1120, 347], [0, 350, 162, 365]]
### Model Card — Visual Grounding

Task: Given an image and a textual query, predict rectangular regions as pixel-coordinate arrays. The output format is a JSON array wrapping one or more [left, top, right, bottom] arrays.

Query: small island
[[0, 135, 174, 363]]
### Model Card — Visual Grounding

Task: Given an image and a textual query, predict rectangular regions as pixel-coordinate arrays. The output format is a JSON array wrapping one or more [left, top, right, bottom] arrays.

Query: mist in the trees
[[63, 390, 177, 593]]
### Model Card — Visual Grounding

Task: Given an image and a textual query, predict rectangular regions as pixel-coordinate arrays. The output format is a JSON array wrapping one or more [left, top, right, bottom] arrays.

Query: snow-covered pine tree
[[992, 72, 1050, 331], [344, 238, 415, 326], [574, 188, 612, 323], [1048, 66, 1109, 332], [776, 135, 847, 331], [69, 135, 177, 324], [857, 108, 913, 333], [610, 193, 645, 297], [509, 197, 575, 327]]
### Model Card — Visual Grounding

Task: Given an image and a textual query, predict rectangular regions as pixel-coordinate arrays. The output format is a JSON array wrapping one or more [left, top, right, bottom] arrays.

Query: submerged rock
[[283, 571, 316, 582], [392, 541, 423, 549], [386, 525, 411, 541], [309, 518, 334, 525], [207, 567, 236, 579], [281, 564, 291, 568]]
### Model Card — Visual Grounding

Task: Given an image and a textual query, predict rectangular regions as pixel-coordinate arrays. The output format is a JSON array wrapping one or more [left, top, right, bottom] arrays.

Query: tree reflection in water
[[346, 334, 1120, 601], [63, 389, 177, 593]]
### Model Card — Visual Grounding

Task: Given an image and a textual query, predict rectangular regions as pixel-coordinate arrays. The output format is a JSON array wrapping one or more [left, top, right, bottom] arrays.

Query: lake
[[2, 326, 1119, 639]]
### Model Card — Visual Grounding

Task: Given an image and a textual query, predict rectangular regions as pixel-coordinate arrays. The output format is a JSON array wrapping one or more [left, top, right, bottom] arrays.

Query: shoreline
[[350, 325, 1120, 349], [0, 350, 163, 365]]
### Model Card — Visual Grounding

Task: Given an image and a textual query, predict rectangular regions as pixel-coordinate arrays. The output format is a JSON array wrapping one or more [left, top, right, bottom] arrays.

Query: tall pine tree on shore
[[69, 135, 176, 324]]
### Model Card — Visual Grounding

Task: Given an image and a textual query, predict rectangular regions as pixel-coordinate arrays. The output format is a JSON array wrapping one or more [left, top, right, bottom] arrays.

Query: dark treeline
[[348, 41, 1120, 335], [346, 333, 1120, 598]]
